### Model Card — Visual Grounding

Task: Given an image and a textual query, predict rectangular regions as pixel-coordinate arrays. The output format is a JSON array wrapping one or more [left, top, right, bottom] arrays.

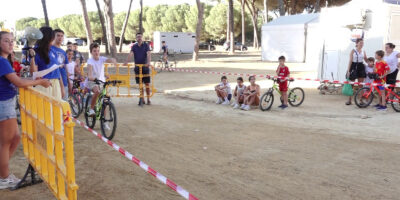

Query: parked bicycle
[[354, 82, 400, 112], [68, 79, 86, 118], [84, 79, 122, 140], [318, 72, 342, 95], [153, 52, 177, 73], [260, 77, 305, 111]]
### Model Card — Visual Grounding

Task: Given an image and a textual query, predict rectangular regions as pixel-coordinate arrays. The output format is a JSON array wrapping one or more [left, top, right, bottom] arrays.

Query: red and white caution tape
[[157, 67, 400, 88], [73, 118, 199, 200]]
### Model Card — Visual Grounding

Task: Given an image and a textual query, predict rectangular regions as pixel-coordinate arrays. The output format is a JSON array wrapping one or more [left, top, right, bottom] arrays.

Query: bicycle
[[153, 52, 177, 73], [259, 78, 305, 111], [84, 79, 122, 140], [354, 82, 400, 112], [318, 72, 342, 95], [68, 78, 86, 118]]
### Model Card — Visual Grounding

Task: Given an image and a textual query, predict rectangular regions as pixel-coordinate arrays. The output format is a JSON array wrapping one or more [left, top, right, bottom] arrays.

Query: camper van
[[153, 31, 196, 54]]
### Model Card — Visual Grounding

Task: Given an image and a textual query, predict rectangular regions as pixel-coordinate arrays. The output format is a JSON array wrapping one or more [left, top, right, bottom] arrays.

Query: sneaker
[[278, 104, 284, 108], [233, 104, 240, 109], [87, 109, 95, 116], [222, 100, 230, 105], [0, 174, 20, 189], [281, 105, 288, 109], [240, 104, 246, 110], [377, 106, 387, 111], [215, 98, 222, 104], [243, 105, 250, 111], [138, 98, 144, 107], [374, 104, 381, 108], [103, 122, 111, 131]]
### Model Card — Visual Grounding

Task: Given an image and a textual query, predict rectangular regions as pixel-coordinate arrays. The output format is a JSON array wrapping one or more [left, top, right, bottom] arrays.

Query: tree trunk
[[278, 0, 285, 16], [139, 0, 143, 33], [263, 0, 268, 23], [246, 1, 259, 49], [80, 0, 93, 47], [193, 0, 204, 61], [314, 0, 321, 13], [226, 5, 230, 41], [241, 0, 246, 46], [103, 0, 117, 58], [229, 0, 235, 54], [119, 0, 133, 53], [41, 0, 49, 26], [95, 0, 109, 55]]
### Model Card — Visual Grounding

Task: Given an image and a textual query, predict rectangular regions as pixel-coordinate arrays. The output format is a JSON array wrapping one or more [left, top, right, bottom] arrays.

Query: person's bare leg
[[283, 91, 288, 105], [90, 87, 99, 109], [8, 128, 20, 159], [248, 95, 255, 105], [145, 83, 151, 104], [0, 119, 17, 178]]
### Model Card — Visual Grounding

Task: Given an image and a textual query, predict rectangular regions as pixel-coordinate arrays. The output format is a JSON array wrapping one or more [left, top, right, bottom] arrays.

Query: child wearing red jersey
[[276, 56, 290, 109], [374, 50, 390, 111]]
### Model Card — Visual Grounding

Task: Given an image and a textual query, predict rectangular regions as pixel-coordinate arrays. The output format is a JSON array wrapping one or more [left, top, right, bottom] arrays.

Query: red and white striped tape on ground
[[157, 67, 400, 88], [73, 118, 199, 200]]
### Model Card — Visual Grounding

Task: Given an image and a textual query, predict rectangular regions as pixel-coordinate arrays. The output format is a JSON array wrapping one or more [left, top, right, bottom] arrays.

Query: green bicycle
[[259, 78, 305, 111], [84, 79, 121, 140]]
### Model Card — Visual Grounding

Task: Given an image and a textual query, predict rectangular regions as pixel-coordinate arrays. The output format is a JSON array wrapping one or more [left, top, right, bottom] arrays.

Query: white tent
[[261, 13, 321, 63]]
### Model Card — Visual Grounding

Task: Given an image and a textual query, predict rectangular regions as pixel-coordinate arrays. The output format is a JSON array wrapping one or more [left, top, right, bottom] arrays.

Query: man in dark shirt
[[161, 41, 168, 66], [124, 33, 152, 106]]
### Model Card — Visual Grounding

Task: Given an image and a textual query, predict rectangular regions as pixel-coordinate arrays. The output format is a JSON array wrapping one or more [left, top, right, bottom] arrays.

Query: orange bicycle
[[354, 82, 400, 112]]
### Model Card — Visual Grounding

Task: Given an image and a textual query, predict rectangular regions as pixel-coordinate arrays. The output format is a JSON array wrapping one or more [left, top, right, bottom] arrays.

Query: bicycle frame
[[362, 84, 400, 103]]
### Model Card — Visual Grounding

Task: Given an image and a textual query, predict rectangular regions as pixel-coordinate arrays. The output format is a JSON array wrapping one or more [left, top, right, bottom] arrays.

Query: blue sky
[[1, 0, 198, 29]]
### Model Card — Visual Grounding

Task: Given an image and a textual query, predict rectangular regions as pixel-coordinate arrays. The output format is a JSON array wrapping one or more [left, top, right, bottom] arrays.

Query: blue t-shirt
[[131, 42, 150, 64], [0, 57, 17, 101], [51, 46, 69, 86], [34, 47, 61, 79]]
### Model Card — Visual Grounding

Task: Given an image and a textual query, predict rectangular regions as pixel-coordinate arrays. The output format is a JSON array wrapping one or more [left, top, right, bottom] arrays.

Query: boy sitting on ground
[[276, 56, 290, 109], [374, 50, 390, 111], [233, 77, 246, 109], [215, 76, 232, 105]]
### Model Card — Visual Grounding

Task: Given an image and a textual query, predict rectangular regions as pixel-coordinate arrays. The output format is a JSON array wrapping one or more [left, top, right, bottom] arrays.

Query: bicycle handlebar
[[94, 79, 122, 86]]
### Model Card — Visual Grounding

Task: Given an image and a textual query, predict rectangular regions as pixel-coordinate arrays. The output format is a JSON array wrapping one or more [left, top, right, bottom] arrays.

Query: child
[[87, 43, 116, 118], [7, 51, 23, 77], [233, 77, 246, 109], [365, 57, 375, 84], [66, 49, 76, 94], [276, 56, 290, 109], [374, 50, 390, 111], [215, 76, 232, 105], [241, 76, 260, 111]]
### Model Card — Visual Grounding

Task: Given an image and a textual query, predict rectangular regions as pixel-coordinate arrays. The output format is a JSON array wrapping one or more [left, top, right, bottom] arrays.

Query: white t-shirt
[[353, 49, 365, 63], [66, 61, 76, 80], [365, 65, 374, 83], [384, 51, 399, 73], [218, 82, 232, 95], [87, 56, 107, 82]]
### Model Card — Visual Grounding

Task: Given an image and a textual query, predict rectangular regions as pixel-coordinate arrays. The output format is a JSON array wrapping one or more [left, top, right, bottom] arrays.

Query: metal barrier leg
[[11, 164, 43, 190]]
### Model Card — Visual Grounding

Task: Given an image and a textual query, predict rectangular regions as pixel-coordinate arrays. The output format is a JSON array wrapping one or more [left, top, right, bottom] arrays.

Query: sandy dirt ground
[[2, 51, 400, 200]]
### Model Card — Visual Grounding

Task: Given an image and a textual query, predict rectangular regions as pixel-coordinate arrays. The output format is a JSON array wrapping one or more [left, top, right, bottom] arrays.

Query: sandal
[[345, 101, 352, 105]]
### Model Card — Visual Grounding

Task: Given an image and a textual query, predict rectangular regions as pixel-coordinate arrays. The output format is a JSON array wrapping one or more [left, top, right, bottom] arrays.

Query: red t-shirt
[[277, 66, 290, 81], [374, 61, 389, 83], [12, 61, 23, 76]]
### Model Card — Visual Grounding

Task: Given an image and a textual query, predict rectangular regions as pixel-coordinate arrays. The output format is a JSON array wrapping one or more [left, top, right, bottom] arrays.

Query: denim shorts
[[0, 97, 17, 122]]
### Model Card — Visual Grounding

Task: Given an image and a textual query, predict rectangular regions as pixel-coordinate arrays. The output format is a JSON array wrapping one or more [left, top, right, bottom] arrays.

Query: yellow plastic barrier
[[19, 87, 78, 200]]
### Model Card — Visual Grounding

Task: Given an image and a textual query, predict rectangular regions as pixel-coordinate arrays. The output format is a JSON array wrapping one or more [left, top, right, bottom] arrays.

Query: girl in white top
[[233, 77, 246, 109], [346, 38, 368, 105], [66, 50, 76, 92], [364, 57, 375, 84], [384, 43, 400, 87], [215, 76, 232, 105]]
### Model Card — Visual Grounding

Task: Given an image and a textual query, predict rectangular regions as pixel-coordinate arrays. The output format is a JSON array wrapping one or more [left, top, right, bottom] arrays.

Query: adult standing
[[72, 43, 85, 66], [124, 33, 152, 106], [384, 43, 400, 93], [0, 31, 50, 189], [30, 26, 65, 100], [346, 38, 368, 105], [51, 29, 69, 101]]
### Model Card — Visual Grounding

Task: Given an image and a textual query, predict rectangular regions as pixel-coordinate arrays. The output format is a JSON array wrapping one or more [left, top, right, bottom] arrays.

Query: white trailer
[[153, 31, 196, 54]]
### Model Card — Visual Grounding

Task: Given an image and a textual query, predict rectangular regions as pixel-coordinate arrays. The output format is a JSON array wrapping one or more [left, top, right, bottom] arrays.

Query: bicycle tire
[[75, 92, 84, 116], [84, 94, 96, 128], [69, 95, 81, 118], [15, 98, 21, 125], [288, 87, 305, 107], [354, 87, 374, 108], [391, 91, 400, 112], [100, 101, 117, 140], [154, 60, 163, 73], [259, 92, 274, 111]]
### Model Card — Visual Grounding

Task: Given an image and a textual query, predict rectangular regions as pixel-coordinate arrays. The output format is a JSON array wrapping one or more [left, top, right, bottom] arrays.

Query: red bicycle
[[354, 82, 400, 112]]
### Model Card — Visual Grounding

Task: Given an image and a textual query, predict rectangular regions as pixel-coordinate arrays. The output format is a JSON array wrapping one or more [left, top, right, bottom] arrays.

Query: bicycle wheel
[[15, 98, 21, 125], [84, 94, 96, 128], [74, 92, 84, 116], [100, 101, 117, 140], [155, 60, 163, 73], [391, 91, 400, 112], [260, 92, 274, 111], [354, 87, 373, 108], [68, 95, 81, 118], [288, 87, 305, 107]]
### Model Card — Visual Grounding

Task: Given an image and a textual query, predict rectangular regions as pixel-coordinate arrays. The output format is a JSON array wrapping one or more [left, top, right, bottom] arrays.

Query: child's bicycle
[[318, 72, 342, 95], [354, 82, 400, 112], [69, 79, 86, 118], [84, 79, 122, 140], [153, 52, 177, 73], [259, 77, 305, 111]]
